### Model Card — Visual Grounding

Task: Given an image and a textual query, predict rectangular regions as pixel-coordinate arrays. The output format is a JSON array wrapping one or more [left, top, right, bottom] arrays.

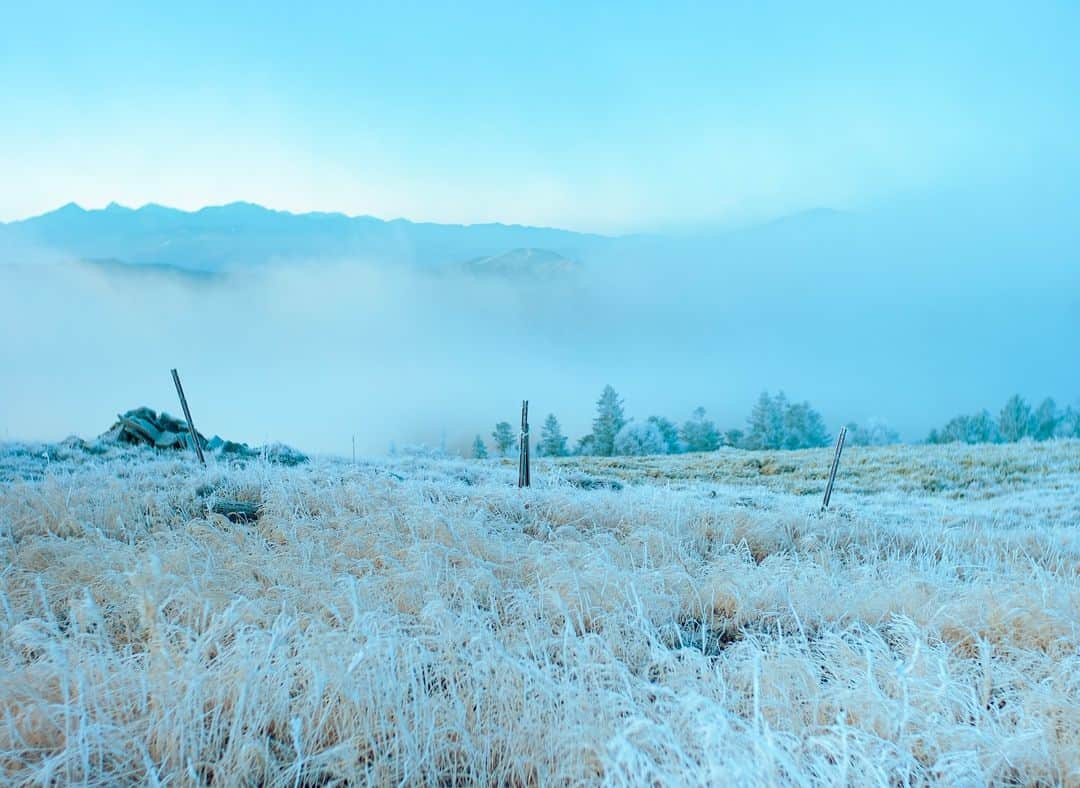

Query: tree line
[[470, 387, 1080, 459], [473, 386, 875, 458], [926, 394, 1080, 445]]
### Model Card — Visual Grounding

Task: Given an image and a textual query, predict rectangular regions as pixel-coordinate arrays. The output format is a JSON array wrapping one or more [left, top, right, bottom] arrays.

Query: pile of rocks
[[98, 407, 308, 465], [100, 407, 204, 450]]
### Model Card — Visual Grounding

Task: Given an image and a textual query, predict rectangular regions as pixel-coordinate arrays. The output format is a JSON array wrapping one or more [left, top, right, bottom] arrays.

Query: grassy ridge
[[559, 439, 1080, 497]]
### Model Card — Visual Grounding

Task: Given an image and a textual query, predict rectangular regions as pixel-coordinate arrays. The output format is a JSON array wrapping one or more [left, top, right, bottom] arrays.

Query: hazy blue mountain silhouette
[[1, 200, 881, 276], [0, 202, 611, 271], [4, 194, 1075, 288]]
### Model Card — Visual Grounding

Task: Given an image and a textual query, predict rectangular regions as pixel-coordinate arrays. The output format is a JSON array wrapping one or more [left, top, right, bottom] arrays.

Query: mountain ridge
[[0, 201, 614, 271], [2, 200, 616, 236]]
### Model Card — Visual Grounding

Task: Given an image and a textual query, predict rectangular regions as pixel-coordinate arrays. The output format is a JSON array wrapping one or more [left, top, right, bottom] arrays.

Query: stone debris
[[210, 499, 262, 524], [98, 407, 308, 465]]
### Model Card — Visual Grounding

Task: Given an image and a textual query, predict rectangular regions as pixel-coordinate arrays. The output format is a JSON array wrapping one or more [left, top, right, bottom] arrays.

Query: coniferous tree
[[745, 392, 782, 449], [471, 435, 488, 459], [680, 406, 720, 452], [770, 392, 790, 447], [1032, 397, 1060, 441], [592, 385, 626, 456], [998, 394, 1034, 442], [538, 414, 569, 457], [967, 410, 1001, 444], [492, 421, 515, 457], [783, 401, 829, 449], [805, 404, 830, 448], [744, 392, 770, 449], [744, 391, 828, 449]]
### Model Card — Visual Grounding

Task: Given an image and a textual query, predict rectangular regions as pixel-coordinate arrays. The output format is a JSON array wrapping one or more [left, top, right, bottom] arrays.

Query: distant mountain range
[[5, 196, 1073, 286], [0, 201, 609, 272], [1, 200, 877, 282]]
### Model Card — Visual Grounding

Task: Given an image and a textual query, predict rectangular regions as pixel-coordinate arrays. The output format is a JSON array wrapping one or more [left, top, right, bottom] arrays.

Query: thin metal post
[[518, 400, 531, 488], [171, 368, 205, 465], [821, 425, 847, 512]]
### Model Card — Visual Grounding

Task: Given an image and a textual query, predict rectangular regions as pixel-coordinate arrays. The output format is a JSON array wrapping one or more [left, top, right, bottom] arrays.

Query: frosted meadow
[[1, 439, 1078, 785]]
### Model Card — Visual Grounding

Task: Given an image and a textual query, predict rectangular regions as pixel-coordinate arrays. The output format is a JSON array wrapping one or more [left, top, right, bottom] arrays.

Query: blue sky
[[2, 1, 1078, 231]]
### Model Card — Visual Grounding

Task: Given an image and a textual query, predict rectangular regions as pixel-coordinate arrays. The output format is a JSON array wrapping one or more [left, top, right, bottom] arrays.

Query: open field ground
[[1, 440, 1079, 785]]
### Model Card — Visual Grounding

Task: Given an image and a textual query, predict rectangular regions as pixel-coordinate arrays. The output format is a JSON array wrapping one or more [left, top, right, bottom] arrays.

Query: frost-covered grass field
[[1, 440, 1078, 785]]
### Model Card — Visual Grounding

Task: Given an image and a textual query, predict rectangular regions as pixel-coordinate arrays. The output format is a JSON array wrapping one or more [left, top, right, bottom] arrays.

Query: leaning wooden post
[[820, 425, 847, 512], [171, 368, 206, 465], [518, 400, 531, 488]]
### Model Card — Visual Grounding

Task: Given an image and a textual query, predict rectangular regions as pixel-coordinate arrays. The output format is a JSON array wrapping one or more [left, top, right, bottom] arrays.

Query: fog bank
[[1, 213, 1077, 455]]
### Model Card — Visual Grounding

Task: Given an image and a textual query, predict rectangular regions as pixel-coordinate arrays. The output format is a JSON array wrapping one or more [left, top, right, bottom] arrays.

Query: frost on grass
[[0, 441, 1079, 785]]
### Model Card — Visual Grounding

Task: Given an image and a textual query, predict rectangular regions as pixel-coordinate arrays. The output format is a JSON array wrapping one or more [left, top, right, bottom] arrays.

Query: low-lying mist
[[2, 220, 1077, 456]]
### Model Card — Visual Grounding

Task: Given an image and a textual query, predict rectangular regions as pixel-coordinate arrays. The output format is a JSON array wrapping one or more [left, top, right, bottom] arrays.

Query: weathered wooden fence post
[[170, 368, 205, 465], [820, 425, 847, 512], [518, 400, 531, 488]]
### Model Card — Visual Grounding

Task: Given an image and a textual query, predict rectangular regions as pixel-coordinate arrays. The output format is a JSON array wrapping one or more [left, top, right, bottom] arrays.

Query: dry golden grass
[[1, 440, 1078, 785]]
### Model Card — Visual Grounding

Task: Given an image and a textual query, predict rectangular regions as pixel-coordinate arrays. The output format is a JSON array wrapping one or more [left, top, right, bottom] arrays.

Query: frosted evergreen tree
[[648, 416, 683, 454], [998, 394, 1033, 441], [491, 421, 515, 457], [771, 392, 790, 446], [471, 435, 488, 459], [782, 401, 829, 449], [613, 421, 665, 456], [743, 392, 770, 449], [745, 392, 782, 450], [592, 385, 626, 456], [680, 406, 720, 452], [745, 392, 828, 449], [1032, 397, 1060, 441], [967, 410, 1001, 443], [538, 414, 569, 457]]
